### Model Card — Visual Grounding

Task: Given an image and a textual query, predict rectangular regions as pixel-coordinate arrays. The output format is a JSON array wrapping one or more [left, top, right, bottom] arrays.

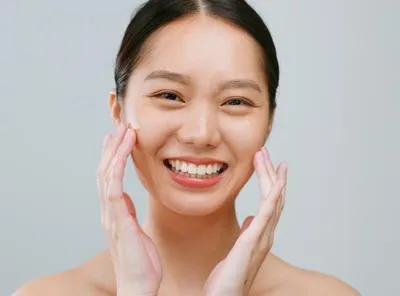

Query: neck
[[142, 196, 241, 292]]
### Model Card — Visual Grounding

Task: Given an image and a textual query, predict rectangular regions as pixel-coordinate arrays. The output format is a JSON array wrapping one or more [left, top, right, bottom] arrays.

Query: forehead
[[134, 14, 266, 88]]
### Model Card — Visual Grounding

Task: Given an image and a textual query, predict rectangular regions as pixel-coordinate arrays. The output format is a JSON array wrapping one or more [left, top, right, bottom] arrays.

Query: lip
[[163, 157, 228, 189], [165, 156, 227, 166], [166, 166, 226, 189]]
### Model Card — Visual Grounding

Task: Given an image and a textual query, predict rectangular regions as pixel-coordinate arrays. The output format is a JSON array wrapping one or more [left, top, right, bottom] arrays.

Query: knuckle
[[104, 223, 117, 239], [280, 202, 285, 211], [267, 234, 275, 248], [102, 134, 112, 147], [111, 159, 124, 177], [104, 169, 112, 184], [117, 217, 136, 233], [112, 168, 123, 180], [268, 237, 274, 248], [102, 222, 112, 235], [238, 232, 257, 247], [96, 169, 105, 183], [116, 154, 126, 165], [108, 193, 121, 203], [261, 208, 274, 221]]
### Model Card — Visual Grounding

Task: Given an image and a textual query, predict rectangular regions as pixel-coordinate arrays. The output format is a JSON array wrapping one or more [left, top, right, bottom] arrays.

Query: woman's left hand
[[203, 148, 288, 296]]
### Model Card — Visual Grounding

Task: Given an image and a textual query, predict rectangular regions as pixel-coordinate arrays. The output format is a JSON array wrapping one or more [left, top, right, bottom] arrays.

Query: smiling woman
[[13, 0, 360, 296]]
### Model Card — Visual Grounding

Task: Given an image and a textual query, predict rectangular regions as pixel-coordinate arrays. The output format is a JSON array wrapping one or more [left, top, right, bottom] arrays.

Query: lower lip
[[166, 167, 224, 189]]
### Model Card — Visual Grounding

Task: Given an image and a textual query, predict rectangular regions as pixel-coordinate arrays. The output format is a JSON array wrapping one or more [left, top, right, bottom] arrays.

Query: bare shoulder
[[253, 255, 360, 296], [12, 268, 108, 296], [290, 269, 360, 296]]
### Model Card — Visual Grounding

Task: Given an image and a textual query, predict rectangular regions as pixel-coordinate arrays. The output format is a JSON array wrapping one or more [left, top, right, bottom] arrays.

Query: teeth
[[188, 163, 196, 174], [212, 164, 218, 172], [167, 160, 224, 176], [197, 165, 206, 175], [206, 164, 213, 174], [181, 161, 188, 173]]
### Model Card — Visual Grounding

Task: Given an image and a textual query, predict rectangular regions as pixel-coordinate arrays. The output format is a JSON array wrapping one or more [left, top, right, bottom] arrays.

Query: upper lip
[[165, 156, 227, 166]]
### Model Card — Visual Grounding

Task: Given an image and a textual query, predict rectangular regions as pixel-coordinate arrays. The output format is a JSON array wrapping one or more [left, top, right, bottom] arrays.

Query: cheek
[[221, 115, 268, 157], [130, 102, 178, 155]]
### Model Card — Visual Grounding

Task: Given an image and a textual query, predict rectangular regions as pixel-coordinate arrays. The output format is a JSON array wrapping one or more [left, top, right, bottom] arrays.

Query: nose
[[176, 104, 221, 149]]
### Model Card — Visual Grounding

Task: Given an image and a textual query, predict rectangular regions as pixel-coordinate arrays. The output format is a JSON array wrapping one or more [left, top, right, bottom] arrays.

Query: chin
[[157, 189, 232, 216]]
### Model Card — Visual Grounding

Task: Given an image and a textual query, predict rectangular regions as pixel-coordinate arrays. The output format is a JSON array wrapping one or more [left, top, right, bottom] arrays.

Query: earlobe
[[266, 112, 275, 138], [267, 124, 272, 137], [108, 89, 122, 125]]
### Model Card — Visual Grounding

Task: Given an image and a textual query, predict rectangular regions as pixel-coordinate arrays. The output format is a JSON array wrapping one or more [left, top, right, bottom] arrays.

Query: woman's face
[[114, 15, 271, 216]]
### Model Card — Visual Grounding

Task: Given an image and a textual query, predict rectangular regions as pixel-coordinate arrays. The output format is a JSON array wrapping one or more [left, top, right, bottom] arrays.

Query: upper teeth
[[168, 160, 223, 175]]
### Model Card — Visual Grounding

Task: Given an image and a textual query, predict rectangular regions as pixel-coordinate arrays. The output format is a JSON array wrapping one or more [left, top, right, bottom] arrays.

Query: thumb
[[121, 192, 141, 232], [203, 259, 226, 294], [240, 216, 255, 235]]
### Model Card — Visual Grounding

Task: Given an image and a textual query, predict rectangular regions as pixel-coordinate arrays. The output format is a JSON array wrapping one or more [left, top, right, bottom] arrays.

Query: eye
[[154, 91, 183, 102], [224, 98, 253, 106]]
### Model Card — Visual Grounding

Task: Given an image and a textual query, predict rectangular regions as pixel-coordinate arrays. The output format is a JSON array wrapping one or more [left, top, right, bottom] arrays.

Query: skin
[[13, 14, 360, 296]]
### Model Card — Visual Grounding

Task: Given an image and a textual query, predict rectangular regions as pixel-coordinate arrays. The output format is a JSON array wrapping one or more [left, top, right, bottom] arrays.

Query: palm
[[203, 149, 288, 296], [203, 260, 233, 295], [115, 192, 163, 293]]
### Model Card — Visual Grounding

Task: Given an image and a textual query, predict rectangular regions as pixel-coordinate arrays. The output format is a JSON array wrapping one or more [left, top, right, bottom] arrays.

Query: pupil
[[163, 93, 176, 100]]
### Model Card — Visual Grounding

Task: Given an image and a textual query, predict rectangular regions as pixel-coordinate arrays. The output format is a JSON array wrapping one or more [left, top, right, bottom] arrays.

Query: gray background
[[1, 0, 398, 295]]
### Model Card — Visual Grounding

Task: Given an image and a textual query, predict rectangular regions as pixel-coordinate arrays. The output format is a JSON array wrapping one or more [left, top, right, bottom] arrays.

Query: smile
[[163, 158, 228, 188]]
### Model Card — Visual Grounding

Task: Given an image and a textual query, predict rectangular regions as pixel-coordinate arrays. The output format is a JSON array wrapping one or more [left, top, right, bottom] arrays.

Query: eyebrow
[[145, 70, 190, 85], [144, 70, 261, 93], [218, 79, 262, 93]]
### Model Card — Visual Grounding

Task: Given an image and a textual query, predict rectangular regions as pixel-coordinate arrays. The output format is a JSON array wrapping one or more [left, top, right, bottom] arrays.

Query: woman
[[14, 0, 359, 295]]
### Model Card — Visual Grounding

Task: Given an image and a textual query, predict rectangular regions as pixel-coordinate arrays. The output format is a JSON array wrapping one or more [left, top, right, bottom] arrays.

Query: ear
[[108, 89, 123, 125], [265, 111, 275, 140]]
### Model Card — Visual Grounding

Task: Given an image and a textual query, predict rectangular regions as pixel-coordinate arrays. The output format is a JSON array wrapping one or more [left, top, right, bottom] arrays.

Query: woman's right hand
[[96, 123, 162, 296]]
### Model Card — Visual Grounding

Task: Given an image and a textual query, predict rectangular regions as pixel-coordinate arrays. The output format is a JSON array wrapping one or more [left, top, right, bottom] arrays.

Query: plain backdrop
[[1, 0, 398, 295]]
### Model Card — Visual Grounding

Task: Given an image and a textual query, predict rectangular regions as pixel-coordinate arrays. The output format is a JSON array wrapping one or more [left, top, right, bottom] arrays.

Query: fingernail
[[262, 147, 270, 159], [257, 151, 264, 162], [118, 121, 126, 131], [284, 164, 288, 176]]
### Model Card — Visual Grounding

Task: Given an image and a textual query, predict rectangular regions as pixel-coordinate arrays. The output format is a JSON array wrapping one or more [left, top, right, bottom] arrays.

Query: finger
[[97, 124, 127, 224], [277, 163, 288, 211], [216, 236, 253, 290], [102, 133, 113, 153], [105, 129, 144, 277], [98, 133, 113, 221], [254, 151, 272, 200], [107, 193, 137, 273], [262, 147, 277, 183], [98, 123, 127, 178], [269, 163, 288, 230], [118, 192, 140, 232], [115, 195, 158, 288], [215, 181, 280, 292], [218, 214, 268, 289], [103, 128, 135, 237], [142, 232, 163, 275], [245, 180, 285, 239], [203, 260, 227, 295], [281, 180, 287, 212], [260, 177, 286, 250], [240, 216, 255, 235], [271, 165, 288, 230]]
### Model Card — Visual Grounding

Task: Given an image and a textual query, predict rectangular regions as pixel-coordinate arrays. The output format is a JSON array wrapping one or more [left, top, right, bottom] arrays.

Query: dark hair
[[114, 0, 279, 114]]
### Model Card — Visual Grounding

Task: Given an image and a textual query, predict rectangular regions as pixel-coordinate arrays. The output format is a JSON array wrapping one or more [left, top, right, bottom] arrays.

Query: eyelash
[[224, 98, 253, 106], [153, 91, 254, 107], [153, 91, 183, 102]]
